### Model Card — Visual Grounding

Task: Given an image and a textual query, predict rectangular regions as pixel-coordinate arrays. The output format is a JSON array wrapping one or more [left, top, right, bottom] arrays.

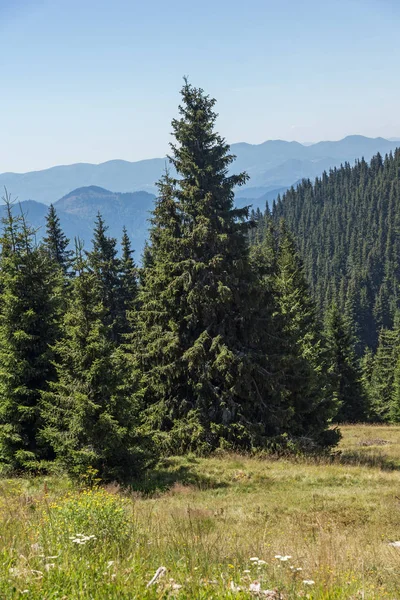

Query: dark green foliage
[[272, 222, 339, 443], [367, 316, 400, 422], [0, 81, 357, 476], [324, 304, 368, 423], [87, 214, 131, 343], [0, 193, 62, 471], [42, 204, 73, 274], [40, 241, 155, 482], [260, 151, 400, 353], [119, 227, 138, 335], [132, 81, 337, 454]]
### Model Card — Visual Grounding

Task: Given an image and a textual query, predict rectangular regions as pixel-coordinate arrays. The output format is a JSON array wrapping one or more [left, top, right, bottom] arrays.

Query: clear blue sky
[[1, 0, 399, 172]]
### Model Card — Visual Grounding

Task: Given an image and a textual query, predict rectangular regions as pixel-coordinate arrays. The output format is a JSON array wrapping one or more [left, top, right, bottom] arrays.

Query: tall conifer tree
[[0, 194, 62, 471], [324, 304, 367, 422], [118, 227, 138, 336], [40, 240, 154, 482], [273, 223, 338, 443], [87, 214, 123, 343], [133, 81, 337, 453], [42, 204, 73, 274]]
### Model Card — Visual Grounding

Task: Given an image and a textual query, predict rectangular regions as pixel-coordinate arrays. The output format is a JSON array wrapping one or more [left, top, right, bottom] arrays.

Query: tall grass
[[1, 425, 400, 598]]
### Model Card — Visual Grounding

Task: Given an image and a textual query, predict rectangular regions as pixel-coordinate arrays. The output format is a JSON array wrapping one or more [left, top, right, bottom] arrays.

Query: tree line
[[0, 82, 384, 483], [251, 148, 400, 425]]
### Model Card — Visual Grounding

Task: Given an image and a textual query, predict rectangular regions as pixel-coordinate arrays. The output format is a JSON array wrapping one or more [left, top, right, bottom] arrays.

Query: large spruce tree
[[133, 81, 337, 453]]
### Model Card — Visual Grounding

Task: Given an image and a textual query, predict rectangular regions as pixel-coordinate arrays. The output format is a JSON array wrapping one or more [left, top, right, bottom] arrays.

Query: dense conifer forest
[[250, 150, 400, 425], [259, 151, 400, 351], [0, 82, 399, 483]]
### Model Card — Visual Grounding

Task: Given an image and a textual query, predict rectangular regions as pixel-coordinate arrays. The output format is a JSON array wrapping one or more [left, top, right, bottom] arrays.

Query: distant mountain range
[[1, 135, 399, 204], [1, 135, 399, 256], [4, 187, 155, 257]]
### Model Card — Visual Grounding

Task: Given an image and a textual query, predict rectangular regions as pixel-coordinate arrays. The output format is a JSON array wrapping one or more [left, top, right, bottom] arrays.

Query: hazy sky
[[1, 0, 399, 172]]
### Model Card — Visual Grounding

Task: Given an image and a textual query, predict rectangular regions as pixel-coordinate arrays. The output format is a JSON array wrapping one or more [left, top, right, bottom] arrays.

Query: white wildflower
[[388, 541, 400, 547], [230, 581, 242, 592], [146, 566, 167, 587], [303, 579, 315, 585], [249, 581, 261, 592], [69, 533, 96, 545], [257, 559, 267, 565], [31, 543, 41, 552], [250, 557, 259, 562], [243, 569, 251, 574]]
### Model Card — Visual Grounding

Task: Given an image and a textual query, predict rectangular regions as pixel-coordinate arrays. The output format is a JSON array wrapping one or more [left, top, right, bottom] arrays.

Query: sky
[[1, 0, 399, 173]]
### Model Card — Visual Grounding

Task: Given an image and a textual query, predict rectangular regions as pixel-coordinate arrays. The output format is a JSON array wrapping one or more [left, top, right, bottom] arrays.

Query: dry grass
[[1, 425, 400, 598]]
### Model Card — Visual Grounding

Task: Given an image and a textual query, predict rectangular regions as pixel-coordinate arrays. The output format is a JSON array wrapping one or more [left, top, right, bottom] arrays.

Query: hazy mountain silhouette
[[1, 136, 398, 204], [3, 187, 155, 257]]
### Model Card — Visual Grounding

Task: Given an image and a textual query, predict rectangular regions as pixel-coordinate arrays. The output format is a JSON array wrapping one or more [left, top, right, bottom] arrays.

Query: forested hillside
[[249, 150, 400, 422], [251, 150, 400, 352]]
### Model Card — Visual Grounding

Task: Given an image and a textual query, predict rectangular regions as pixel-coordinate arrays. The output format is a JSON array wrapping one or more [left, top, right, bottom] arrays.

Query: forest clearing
[[1, 424, 400, 599]]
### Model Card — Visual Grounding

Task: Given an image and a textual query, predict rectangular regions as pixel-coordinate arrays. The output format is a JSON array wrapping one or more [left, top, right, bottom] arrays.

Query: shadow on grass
[[131, 459, 228, 496], [335, 450, 400, 471]]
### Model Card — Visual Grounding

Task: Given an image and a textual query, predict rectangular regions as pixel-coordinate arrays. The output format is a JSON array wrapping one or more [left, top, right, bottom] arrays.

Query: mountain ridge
[[1, 135, 398, 205]]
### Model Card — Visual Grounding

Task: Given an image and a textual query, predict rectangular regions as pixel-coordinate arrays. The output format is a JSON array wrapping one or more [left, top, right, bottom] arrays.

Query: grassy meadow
[[1, 425, 400, 599]]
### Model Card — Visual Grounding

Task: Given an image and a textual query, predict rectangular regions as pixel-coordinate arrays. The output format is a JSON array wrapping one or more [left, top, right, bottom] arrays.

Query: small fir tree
[[42, 204, 73, 274], [0, 193, 62, 471], [87, 213, 123, 343], [40, 240, 155, 482]]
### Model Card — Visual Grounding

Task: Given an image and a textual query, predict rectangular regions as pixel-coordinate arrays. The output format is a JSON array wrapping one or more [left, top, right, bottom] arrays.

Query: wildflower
[[69, 533, 96, 545], [250, 557, 259, 562], [243, 569, 251, 574], [146, 566, 167, 587], [230, 581, 242, 592], [249, 581, 261, 592], [172, 583, 182, 590], [257, 559, 267, 565], [303, 579, 315, 585], [388, 541, 400, 547], [31, 543, 41, 552], [275, 555, 291, 562]]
